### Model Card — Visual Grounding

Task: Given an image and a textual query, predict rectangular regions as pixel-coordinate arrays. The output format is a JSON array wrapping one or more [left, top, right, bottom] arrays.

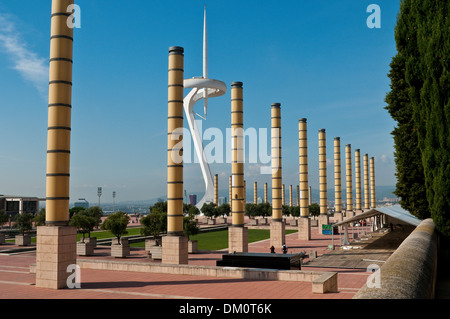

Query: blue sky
[[0, 0, 400, 204]]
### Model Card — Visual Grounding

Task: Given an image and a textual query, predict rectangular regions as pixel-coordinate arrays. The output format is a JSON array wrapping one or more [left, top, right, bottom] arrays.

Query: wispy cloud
[[0, 13, 48, 97]]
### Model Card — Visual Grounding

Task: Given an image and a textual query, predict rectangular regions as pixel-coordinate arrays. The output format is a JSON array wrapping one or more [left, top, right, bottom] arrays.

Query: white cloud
[[0, 13, 48, 96]]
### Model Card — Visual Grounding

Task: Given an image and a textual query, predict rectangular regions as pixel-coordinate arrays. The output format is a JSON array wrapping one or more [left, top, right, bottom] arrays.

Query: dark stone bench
[[216, 252, 304, 270]]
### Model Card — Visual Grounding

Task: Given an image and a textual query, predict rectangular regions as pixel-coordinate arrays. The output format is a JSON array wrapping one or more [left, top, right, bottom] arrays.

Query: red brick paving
[[0, 222, 373, 300]]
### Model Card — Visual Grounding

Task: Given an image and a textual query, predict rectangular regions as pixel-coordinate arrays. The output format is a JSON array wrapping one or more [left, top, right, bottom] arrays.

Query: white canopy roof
[[333, 205, 422, 227]]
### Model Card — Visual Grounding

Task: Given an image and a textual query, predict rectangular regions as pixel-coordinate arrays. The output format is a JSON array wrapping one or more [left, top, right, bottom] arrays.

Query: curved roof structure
[[333, 205, 422, 227]]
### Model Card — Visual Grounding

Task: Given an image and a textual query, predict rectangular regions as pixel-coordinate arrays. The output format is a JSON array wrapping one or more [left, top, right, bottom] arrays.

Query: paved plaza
[[0, 220, 389, 301]]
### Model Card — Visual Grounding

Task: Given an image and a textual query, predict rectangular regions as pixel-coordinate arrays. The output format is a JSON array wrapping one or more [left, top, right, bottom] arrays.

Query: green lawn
[[9, 227, 297, 251], [189, 229, 298, 251]]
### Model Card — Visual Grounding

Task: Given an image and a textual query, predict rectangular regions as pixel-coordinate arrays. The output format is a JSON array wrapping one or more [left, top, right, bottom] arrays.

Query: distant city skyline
[[0, 1, 399, 204]]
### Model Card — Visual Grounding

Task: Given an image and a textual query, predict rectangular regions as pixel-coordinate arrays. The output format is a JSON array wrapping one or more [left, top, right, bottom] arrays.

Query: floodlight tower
[[183, 6, 227, 209]]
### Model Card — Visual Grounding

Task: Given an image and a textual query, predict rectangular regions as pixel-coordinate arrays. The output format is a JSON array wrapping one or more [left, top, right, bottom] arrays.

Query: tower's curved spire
[[203, 5, 208, 118]]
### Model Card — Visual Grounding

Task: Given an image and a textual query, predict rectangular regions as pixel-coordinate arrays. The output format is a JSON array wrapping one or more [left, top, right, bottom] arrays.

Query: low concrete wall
[[76, 259, 338, 294], [354, 218, 438, 299]]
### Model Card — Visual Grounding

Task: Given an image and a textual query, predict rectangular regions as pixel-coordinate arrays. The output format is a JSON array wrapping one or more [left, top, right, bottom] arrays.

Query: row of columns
[[37, 18, 380, 289]]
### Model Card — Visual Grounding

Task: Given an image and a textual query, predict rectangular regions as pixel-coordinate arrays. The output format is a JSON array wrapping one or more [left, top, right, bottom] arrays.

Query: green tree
[[309, 203, 320, 219], [386, 0, 449, 234], [0, 209, 10, 228], [217, 203, 230, 218], [245, 203, 257, 218], [201, 202, 216, 219], [84, 206, 103, 230], [14, 213, 33, 235], [140, 208, 167, 246], [289, 206, 300, 218], [69, 212, 97, 242], [183, 213, 199, 240], [33, 208, 46, 227], [188, 205, 200, 217], [257, 202, 272, 218], [282, 205, 290, 217], [101, 211, 130, 243]]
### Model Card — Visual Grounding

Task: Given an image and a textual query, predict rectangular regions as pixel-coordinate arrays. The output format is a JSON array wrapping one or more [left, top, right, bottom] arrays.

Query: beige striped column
[[264, 183, 268, 203], [214, 174, 219, 207], [298, 118, 310, 240], [363, 154, 370, 210], [318, 129, 329, 229], [289, 185, 293, 207], [296, 185, 300, 207], [254, 182, 257, 204], [355, 149, 362, 213], [345, 144, 354, 218], [229, 176, 232, 211], [333, 137, 343, 223], [36, 0, 77, 289], [229, 82, 247, 253], [370, 157, 376, 208], [282, 184, 285, 206], [163, 46, 188, 264], [270, 103, 284, 248], [308, 186, 312, 206], [244, 180, 246, 205]]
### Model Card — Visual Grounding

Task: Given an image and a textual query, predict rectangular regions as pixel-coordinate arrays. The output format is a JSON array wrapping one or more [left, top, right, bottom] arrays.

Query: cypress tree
[[386, 0, 450, 235]]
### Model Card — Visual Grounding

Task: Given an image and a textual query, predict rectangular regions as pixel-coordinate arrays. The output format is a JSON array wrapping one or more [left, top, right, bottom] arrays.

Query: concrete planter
[[149, 245, 162, 260], [15, 234, 31, 246], [85, 236, 97, 248], [144, 239, 157, 252], [260, 218, 268, 225], [188, 240, 198, 254], [77, 241, 95, 256], [110, 238, 130, 258], [216, 217, 226, 224], [250, 219, 259, 226], [290, 219, 298, 226], [207, 219, 216, 225]]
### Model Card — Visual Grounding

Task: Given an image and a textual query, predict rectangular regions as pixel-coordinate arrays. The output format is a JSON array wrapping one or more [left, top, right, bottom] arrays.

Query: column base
[[346, 211, 355, 219], [318, 214, 330, 233], [270, 220, 285, 252], [35, 226, 77, 289], [162, 235, 188, 265], [228, 226, 248, 253], [298, 217, 311, 241], [334, 212, 343, 223]]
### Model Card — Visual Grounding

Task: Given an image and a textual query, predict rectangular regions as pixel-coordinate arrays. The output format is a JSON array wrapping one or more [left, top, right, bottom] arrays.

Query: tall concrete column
[[270, 103, 285, 248], [334, 137, 343, 223], [229, 82, 247, 253], [298, 118, 311, 240], [282, 184, 285, 206], [355, 149, 362, 213], [163, 46, 188, 264], [370, 157, 376, 208], [318, 129, 329, 229], [363, 154, 370, 210], [244, 180, 246, 206], [289, 185, 293, 207], [308, 186, 312, 206], [254, 181, 257, 204], [214, 174, 218, 207], [229, 175, 232, 211], [296, 185, 300, 207], [264, 183, 268, 203], [36, 0, 77, 289], [345, 144, 354, 218]]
